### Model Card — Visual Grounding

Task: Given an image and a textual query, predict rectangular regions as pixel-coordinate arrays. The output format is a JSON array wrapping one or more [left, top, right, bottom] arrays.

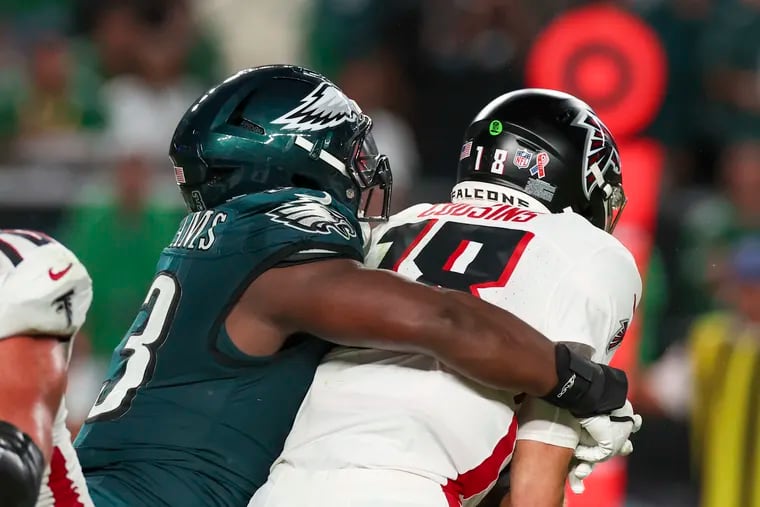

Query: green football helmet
[[169, 65, 392, 220]]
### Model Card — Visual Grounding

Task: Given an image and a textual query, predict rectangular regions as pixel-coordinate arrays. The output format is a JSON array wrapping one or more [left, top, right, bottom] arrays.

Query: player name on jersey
[[419, 202, 539, 223], [169, 210, 228, 251]]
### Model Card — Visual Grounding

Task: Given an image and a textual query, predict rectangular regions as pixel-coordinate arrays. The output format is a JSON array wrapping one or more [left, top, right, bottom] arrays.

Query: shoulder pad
[[200, 189, 365, 261], [221, 189, 360, 240], [262, 191, 359, 241], [392, 203, 434, 219], [370, 203, 432, 244]]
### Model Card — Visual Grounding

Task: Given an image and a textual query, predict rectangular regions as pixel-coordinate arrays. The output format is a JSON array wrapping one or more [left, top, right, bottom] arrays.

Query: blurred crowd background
[[1, 0, 759, 506]]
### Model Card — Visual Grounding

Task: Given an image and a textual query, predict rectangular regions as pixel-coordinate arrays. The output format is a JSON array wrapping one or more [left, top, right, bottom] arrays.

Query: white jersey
[[0, 230, 94, 507], [252, 185, 641, 507]]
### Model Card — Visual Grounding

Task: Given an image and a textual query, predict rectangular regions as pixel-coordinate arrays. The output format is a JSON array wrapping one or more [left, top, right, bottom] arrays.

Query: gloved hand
[[567, 399, 642, 494], [576, 399, 641, 462], [568, 460, 594, 494]]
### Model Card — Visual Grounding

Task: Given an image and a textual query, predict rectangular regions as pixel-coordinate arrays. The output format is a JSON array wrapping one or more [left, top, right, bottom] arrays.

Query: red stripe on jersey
[[442, 240, 471, 272], [49, 446, 84, 507], [469, 232, 534, 296], [392, 219, 438, 272], [441, 416, 519, 506]]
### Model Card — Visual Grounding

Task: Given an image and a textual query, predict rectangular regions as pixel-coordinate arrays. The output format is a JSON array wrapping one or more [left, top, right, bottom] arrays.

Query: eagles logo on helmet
[[271, 82, 362, 133]]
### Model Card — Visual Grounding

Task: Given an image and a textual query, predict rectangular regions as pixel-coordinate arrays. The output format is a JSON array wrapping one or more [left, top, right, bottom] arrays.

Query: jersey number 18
[[376, 221, 533, 296]]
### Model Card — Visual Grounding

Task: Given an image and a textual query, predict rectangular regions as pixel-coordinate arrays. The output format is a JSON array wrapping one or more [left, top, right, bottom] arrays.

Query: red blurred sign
[[526, 4, 667, 139]]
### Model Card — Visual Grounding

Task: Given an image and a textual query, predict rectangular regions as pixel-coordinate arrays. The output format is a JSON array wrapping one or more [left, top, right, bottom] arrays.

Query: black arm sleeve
[[542, 344, 628, 417], [0, 421, 44, 507]]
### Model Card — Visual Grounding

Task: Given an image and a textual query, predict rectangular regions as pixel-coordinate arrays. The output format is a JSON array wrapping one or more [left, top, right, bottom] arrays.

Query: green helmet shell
[[169, 65, 392, 219]]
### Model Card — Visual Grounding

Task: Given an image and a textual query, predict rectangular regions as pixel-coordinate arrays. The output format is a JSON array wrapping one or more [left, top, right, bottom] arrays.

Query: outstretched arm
[[234, 258, 627, 414]]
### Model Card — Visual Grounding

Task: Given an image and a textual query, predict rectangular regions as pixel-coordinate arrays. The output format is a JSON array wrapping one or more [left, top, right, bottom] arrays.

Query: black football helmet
[[169, 65, 392, 220], [456, 89, 626, 232]]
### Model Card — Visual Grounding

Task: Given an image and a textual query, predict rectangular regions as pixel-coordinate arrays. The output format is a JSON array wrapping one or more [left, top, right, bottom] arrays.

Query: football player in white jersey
[[248, 89, 642, 507], [0, 230, 94, 507]]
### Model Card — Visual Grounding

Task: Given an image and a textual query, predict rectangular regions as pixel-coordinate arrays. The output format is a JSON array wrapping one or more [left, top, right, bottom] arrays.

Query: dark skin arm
[[0, 336, 68, 464], [226, 258, 557, 396], [500, 439, 572, 507]]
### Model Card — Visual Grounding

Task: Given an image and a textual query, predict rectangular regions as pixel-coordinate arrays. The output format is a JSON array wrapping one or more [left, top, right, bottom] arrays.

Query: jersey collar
[[450, 181, 551, 213]]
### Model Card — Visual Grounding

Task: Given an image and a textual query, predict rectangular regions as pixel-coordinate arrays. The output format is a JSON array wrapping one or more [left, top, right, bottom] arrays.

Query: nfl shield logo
[[513, 149, 533, 169]]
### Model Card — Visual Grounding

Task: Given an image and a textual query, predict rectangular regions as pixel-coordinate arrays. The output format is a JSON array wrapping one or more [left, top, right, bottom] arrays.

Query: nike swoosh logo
[[49, 263, 73, 281]]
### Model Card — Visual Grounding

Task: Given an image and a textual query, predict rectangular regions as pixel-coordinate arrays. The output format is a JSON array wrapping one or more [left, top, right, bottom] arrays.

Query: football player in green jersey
[[75, 65, 629, 507]]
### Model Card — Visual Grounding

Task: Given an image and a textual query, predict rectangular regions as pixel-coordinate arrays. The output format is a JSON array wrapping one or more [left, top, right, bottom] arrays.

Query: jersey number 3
[[86, 273, 180, 422]]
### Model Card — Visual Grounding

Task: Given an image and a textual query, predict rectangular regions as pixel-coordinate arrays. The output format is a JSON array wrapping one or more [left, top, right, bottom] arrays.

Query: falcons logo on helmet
[[266, 192, 356, 240], [571, 110, 621, 199], [271, 83, 361, 132]]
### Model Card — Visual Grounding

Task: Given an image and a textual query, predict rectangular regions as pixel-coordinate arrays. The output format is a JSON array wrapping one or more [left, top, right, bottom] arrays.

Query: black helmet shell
[[456, 89, 625, 231]]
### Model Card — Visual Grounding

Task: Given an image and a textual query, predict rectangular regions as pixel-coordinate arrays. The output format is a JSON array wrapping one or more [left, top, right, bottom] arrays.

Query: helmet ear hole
[[208, 166, 236, 183], [227, 89, 267, 135], [233, 118, 266, 135]]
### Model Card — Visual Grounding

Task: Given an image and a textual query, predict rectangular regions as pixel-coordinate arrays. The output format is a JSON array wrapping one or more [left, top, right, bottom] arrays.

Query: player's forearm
[[506, 439, 572, 507], [425, 288, 558, 396], [316, 277, 627, 415], [263, 260, 626, 412]]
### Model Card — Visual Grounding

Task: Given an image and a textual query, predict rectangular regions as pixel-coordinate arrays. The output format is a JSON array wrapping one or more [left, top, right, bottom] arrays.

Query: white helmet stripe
[[294, 135, 349, 177]]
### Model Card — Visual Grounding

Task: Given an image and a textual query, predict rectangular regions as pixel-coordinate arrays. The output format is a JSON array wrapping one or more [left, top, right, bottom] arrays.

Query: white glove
[[575, 399, 642, 463], [567, 400, 642, 495], [568, 460, 594, 494], [566, 400, 641, 494]]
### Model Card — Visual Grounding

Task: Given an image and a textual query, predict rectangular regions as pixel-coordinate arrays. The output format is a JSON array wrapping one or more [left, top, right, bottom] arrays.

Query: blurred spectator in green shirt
[[59, 154, 183, 361]]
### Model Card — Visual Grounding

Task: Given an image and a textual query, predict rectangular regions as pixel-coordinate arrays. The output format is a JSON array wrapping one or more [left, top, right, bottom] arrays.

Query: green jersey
[[75, 188, 365, 507]]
